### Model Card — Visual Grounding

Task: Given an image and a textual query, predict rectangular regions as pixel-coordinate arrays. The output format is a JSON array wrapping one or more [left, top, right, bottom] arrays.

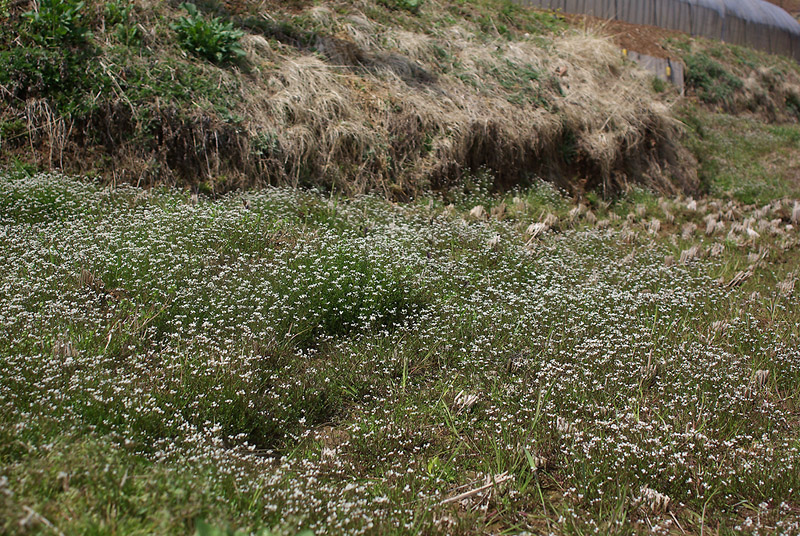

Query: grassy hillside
[[660, 36, 800, 204], [1, 171, 799, 534], [1, 0, 706, 197], [3, 1, 800, 201], [3, 2, 800, 534]]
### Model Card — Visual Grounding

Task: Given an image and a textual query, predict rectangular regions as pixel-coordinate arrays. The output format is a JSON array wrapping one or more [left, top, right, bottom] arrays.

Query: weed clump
[[671, 39, 800, 121], [172, 2, 245, 64], [21, 0, 92, 46], [685, 52, 743, 107], [104, 0, 142, 46], [378, 0, 425, 14]]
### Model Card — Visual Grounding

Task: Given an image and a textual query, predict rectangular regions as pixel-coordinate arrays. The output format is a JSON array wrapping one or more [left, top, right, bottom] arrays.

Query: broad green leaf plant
[[171, 2, 245, 64]]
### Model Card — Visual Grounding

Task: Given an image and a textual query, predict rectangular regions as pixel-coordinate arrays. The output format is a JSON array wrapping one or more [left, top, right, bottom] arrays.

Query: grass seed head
[[681, 223, 697, 240], [753, 369, 770, 391], [453, 391, 479, 414], [526, 222, 548, 238], [490, 203, 507, 220], [469, 205, 487, 220], [637, 485, 671, 513], [709, 243, 725, 257], [777, 274, 796, 297], [679, 245, 701, 264]]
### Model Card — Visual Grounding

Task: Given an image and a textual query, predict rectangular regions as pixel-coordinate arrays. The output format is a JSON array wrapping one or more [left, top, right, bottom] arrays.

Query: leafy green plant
[[105, 0, 141, 45], [651, 76, 667, 94], [0, 46, 108, 114], [378, 0, 424, 15], [0, 118, 26, 142], [22, 0, 92, 46], [685, 52, 743, 106], [252, 131, 281, 158], [786, 90, 800, 119], [171, 2, 244, 64], [104, 0, 131, 25]]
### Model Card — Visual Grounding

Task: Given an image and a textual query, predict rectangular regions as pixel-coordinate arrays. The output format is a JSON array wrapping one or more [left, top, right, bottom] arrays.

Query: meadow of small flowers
[[1, 172, 798, 535]]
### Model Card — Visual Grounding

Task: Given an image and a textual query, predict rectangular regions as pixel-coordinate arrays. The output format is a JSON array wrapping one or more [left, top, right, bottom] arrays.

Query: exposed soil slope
[[564, 13, 687, 59]]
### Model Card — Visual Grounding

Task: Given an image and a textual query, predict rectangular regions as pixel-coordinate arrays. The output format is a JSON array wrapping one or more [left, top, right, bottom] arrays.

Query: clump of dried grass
[[229, 1, 698, 196], [8, 0, 700, 197], [734, 67, 800, 121], [636, 485, 671, 513]]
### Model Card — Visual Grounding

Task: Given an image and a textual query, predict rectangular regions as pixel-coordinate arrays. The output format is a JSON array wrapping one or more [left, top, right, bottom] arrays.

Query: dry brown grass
[[23, 99, 72, 169], [724, 64, 800, 123], [226, 0, 699, 196], [4, 0, 701, 197]]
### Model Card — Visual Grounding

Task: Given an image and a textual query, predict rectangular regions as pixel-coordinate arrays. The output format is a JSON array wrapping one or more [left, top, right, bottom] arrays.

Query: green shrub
[[684, 52, 743, 106], [104, 0, 141, 45], [786, 91, 800, 119], [0, 46, 107, 114], [22, 0, 92, 46], [651, 76, 667, 94], [378, 0, 424, 15], [0, 118, 26, 140], [171, 2, 244, 64]]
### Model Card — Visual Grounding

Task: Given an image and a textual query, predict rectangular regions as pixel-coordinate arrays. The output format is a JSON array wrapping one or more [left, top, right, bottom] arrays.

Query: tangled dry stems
[[241, 11, 698, 196], [7, 0, 701, 197]]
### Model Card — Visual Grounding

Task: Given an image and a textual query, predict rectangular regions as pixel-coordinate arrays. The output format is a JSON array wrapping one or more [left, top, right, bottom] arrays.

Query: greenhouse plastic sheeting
[[514, 0, 800, 60]]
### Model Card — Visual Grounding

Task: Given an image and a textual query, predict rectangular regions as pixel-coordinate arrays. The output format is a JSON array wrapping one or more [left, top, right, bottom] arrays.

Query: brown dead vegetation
[[563, 13, 686, 59], [3, 0, 703, 197], [233, 6, 698, 197]]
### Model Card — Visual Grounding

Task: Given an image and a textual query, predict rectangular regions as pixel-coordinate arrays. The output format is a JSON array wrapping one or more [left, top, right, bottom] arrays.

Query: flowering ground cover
[[1, 172, 799, 534]]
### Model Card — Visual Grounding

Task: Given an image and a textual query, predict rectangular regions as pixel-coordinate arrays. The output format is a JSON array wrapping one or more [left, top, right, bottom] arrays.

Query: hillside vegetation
[[2, 171, 799, 534], [3, 1, 800, 535], [1, 0, 703, 196], [4, 1, 800, 198]]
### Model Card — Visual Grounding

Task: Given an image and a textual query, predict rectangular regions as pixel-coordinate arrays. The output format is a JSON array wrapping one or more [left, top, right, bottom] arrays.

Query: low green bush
[[651, 76, 667, 94], [378, 0, 424, 15], [685, 52, 743, 106], [22, 0, 92, 46], [0, 46, 107, 114], [171, 2, 245, 64], [104, 0, 141, 46]]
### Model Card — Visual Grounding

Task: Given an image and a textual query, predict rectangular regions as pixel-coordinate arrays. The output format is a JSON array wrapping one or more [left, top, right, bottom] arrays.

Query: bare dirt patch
[[564, 13, 687, 59]]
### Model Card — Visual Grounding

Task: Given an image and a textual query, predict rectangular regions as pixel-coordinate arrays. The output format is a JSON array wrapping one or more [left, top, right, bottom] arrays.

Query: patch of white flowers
[[0, 173, 798, 533]]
